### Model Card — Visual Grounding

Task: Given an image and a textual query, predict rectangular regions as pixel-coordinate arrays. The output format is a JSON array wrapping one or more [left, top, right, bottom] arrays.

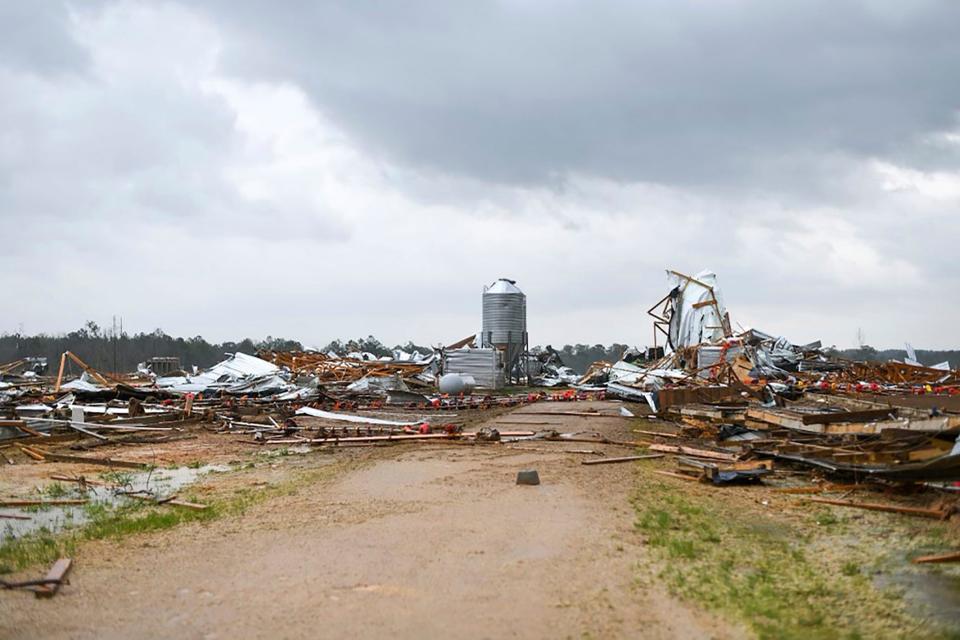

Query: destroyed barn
[[2, 271, 960, 635]]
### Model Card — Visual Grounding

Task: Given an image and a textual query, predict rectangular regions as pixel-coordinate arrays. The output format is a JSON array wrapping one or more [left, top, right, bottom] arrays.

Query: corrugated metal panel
[[443, 348, 504, 389], [696, 345, 742, 379]]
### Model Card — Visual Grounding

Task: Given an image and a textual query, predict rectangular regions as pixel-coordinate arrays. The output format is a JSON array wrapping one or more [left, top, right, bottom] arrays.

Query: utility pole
[[112, 315, 118, 374]]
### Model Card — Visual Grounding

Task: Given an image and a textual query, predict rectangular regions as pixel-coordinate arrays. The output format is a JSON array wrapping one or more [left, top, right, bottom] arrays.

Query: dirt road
[[0, 401, 742, 639]]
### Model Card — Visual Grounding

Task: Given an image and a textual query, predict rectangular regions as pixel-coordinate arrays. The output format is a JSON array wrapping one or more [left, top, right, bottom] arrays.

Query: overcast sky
[[2, 1, 959, 350]]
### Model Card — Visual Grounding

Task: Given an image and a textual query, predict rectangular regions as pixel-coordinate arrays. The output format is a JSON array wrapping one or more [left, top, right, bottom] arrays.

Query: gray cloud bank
[[1, 1, 958, 350]]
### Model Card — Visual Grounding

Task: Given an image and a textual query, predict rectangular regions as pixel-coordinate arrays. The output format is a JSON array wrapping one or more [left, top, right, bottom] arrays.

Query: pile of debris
[[574, 268, 960, 490]]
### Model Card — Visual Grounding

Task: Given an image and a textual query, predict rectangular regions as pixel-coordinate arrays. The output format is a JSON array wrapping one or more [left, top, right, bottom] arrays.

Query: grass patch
[[632, 474, 949, 640], [0, 456, 350, 576], [812, 508, 840, 527], [0, 530, 77, 575], [40, 482, 72, 499], [100, 470, 135, 486]]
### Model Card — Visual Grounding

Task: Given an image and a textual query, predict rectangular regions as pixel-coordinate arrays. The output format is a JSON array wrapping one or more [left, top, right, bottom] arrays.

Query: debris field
[[2, 269, 959, 638]]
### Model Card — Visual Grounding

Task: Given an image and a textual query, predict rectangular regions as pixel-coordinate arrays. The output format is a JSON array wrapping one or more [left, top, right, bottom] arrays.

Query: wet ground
[[1, 464, 229, 541], [2, 401, 960, 637], [0, 401, 744, 640]]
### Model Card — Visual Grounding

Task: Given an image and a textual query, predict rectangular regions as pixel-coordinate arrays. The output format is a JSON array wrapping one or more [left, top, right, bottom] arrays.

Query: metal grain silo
[[481, 278, 528, 383]]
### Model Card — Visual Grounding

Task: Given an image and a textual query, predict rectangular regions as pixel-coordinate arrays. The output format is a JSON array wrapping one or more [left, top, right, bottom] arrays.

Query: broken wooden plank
[[49, 474, 106, 486], [14, 424, 49, 438], [0, 512, 31, 520], [745, 408, 805, 431], [775, 483, 870, 495], [16, 444, 46, 461], [28, 451, 148, 469], [34, 558, 72, 598], [509, 411, 622, 418], [722, 459, 774, 471], [912, 551, 960, 564], [806, 497, 948, 519], [801, 408, 897, 425], [632, 429, 681, 439], [0, 499, 88, 507], [653, 470, 700, 482], [125, 494, 208, 511], [581, 454, 665, 465], [25, 417, 108, 441], [647, 443, 738, 462]]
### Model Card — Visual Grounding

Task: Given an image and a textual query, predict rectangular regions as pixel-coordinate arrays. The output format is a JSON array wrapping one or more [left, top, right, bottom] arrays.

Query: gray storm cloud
[[0, 1, 958, 349], [201, 0, 960, 190]]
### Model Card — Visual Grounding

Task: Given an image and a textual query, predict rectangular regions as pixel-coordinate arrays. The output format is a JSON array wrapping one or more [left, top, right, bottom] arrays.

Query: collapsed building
[[3, 268, 960, 486], [576, 269, 960, 483]]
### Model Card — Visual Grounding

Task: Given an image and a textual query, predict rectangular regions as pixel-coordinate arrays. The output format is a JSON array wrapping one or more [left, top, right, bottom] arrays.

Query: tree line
[[1, 325, 956, 376], [0, 322, 303, 375]]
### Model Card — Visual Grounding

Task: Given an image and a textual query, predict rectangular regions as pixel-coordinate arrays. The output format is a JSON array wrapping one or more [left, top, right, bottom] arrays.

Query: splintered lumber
[[632, 429, 681, 439], [50, 474, 106, 485], [745, 408, 804, 430], [16, 444, 46, 461], [125, 494, 208, 511], [267, 433, 460, 445], [912, 551, 960, 564], [13, 423, 49, 438], [80, 424, 175, 432], [806, 497, 948, 519], [25, 417, 108, 441], [0, 499, 87, 507], [653, 470, 700, 482], [28, 450, 148, 469], [801, 408, 897, 425], [511, 411, 622, 418], [581, 454, 665, 465], [775, 484, 869, 495], [647, 444, 738, 462], [34, 558, 72, 598], [161, 499, 207, 510]]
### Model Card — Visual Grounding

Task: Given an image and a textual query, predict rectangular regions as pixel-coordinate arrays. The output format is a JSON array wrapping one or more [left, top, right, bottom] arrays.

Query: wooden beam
[[774, 484, 869, 494], [913, 551, 960, 564], [15, 444, 46, 461], [806, 497, 947, 519], [54, 352, 67, 393], [647, 444, 738, 462], [125, 494, 208, 510], [34, 558, 72, 598], [653, 470, 700, 482], [27, 450, 148, 469], [13, 423, 48, 438], [0, 499, 87, 507], [581, 454, 665, 465], [801, 408, 898, 425], [632, 429, 681, 439]]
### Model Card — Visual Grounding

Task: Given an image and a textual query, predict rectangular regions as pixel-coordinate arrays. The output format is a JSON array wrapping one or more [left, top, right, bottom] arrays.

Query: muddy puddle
[[0, 464, 230, 543], [875, 564, 960, 628]]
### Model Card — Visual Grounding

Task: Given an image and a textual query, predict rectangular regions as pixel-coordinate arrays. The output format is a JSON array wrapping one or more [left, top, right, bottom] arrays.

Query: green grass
[[0, 499, 217, 575], [812, 508, 840, 526], [99, 470, 135, 486], [632, 477, 944, 640], [0, 456, 350, 576], [40, 482, 72, 499]]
